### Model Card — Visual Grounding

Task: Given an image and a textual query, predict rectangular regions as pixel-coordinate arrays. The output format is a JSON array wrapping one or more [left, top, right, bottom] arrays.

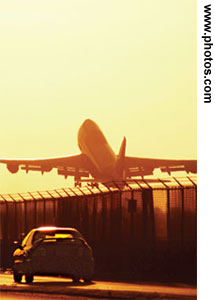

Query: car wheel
[[25, 274, 34, 284], [13, 272, 22, 283], [72, 277, 80, 283], [83, 276, 92, 283]]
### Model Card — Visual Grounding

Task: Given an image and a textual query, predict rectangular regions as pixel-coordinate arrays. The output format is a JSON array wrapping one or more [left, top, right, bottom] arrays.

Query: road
[[0, 273, 197, 299], [0, 291, 111, 300]]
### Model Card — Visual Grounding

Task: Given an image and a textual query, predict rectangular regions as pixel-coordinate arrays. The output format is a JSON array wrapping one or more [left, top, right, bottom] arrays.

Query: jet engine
[[7, 164, 19, 173]]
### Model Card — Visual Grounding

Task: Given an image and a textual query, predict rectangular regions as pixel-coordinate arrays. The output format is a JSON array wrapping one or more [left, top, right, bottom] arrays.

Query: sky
[[0, 0, 197, 193]]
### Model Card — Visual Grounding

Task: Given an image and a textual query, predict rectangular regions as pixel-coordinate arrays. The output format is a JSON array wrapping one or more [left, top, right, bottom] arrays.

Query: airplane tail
[[116, 137, 126, 178]]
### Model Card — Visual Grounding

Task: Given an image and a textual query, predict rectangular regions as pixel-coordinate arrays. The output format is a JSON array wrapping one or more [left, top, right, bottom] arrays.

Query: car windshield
[[32, 229, 82, 244]]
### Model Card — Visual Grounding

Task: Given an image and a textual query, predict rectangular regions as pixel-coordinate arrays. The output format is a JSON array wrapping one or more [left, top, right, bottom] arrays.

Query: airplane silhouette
[[0, 119, 197, 186]]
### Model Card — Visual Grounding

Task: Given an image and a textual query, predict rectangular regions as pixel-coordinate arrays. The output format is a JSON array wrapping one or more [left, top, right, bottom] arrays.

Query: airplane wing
[[124, 156, 197, 177], [0, 154, 92, 179]]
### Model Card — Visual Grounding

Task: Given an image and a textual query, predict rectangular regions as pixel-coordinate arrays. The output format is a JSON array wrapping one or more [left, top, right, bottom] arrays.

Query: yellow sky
[[0, 0, 197, 193]]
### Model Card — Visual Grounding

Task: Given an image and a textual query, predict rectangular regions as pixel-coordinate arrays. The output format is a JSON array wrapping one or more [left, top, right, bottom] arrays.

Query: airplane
[[0, 119, 197, 187]]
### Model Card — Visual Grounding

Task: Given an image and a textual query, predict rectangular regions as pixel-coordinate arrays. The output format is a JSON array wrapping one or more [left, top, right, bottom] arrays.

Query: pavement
[[0, 272, 197, 300]]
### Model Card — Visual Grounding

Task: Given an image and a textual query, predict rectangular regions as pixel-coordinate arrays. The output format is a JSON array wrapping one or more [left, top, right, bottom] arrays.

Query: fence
[[0, 176, 197, 282]]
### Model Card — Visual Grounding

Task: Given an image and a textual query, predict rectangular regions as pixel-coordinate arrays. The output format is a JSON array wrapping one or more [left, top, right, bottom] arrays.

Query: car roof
[[32, 227, 79, 232]]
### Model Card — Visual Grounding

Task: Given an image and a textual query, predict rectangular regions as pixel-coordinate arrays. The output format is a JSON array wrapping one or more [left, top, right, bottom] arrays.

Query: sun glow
[[0, 0, 196, 193]]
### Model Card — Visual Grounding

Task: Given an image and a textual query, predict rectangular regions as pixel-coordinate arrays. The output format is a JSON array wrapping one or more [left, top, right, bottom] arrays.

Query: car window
[[32, 231, 47, 243], [32, 230, 79, 243], [70, 230, 82, 238]]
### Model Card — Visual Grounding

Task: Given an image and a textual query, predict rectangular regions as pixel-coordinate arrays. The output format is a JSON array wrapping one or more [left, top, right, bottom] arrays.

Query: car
[[13, 226, 94, 284]]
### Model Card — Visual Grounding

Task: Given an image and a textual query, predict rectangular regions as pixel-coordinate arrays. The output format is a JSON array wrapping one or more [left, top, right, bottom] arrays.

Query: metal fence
[[0, 176, 197, 282]]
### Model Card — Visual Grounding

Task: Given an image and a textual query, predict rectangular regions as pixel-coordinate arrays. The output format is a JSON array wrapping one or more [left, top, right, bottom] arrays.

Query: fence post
[[28, 192, 37, 228], [142, 188, 155, 247], [18, 194, 27, 234], [173, 178, 185, 252], [37, 192, 46, 225], [0, 196, 9, 270]]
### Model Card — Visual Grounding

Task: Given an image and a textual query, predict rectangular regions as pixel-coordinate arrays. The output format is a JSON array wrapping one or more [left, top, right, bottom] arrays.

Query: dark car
[[13, 226, 94, 283]]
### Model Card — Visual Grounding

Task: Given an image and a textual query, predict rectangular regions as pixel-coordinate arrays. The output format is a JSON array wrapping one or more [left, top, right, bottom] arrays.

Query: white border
[[197, 1, 214, 298]]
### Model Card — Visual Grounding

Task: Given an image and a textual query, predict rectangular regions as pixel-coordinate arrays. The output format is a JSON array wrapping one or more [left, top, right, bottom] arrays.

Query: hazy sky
[[0, 0, 197, 193]]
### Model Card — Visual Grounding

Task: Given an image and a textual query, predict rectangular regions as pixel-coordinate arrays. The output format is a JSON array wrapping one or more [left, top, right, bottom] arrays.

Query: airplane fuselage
[[78, 119, 119, 181]]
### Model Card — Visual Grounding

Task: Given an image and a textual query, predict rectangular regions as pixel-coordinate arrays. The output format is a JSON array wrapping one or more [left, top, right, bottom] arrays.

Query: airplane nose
[[83, 119, 92, 125], [82, 119, 95, 129]]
